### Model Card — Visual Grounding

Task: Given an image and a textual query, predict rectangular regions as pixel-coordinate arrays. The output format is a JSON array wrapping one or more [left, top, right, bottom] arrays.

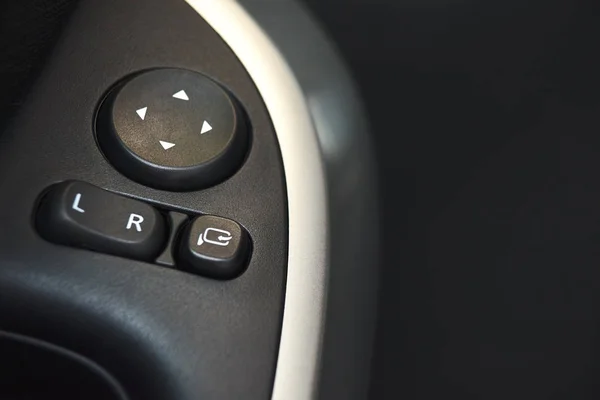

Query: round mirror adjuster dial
[[96, 68, 249, 191]]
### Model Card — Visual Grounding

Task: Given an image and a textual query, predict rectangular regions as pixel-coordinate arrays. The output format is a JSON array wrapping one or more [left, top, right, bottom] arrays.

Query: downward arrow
[[159, 140, 176, 150]]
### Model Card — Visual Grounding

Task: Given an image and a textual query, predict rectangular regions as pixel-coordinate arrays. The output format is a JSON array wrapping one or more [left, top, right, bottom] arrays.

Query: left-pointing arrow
[[160, 140, 176, 150], [136, 107, 147, 120]]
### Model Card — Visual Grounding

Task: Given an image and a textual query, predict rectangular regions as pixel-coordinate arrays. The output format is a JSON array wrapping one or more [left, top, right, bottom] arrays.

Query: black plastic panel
[[0, 0, 287, 399], [0, 330, 127, 400]]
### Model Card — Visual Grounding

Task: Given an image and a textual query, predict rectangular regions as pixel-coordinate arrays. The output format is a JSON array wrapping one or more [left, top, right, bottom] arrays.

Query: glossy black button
[[36, 181, 167, 260], [178, 215, 251, 280], [96, 68, 249, 191]]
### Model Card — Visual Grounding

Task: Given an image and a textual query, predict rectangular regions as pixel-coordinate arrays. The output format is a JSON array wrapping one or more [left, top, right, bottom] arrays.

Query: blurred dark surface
[[302, 1, 600, 399], [0, 0, 75, 130]]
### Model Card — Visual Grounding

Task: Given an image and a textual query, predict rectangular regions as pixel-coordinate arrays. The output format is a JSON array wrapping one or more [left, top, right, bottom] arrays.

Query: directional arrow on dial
[[201, 121, 213, 134], [136, 107, 147, 120], [159, 140, 176, 150], [172, 90, 189, 101]]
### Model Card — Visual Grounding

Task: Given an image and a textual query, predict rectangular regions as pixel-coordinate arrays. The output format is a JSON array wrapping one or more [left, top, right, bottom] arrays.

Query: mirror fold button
[[178, 215, 250, 280]]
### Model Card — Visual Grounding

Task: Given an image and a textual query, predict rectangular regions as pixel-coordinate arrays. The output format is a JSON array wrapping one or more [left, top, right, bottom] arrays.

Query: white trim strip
[[184, 1, 329, 399]]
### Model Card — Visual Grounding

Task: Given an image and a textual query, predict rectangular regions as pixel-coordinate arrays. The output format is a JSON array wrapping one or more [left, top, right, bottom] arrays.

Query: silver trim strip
[[184, 1, 329, 399]]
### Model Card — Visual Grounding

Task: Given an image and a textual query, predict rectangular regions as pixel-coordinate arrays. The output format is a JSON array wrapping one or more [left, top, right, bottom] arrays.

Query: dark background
[[302, 0, 600, 399]]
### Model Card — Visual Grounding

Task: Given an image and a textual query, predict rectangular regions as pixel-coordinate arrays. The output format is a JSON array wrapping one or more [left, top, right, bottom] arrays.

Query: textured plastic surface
[[155, 211, 189, 268], [0, 1, 287, 400], [0, 330, 128, 400]]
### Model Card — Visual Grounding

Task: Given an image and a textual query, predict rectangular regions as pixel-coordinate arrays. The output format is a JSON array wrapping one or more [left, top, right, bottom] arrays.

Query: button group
[[36, 181, 167, 261], [36, 181, 251, 279]]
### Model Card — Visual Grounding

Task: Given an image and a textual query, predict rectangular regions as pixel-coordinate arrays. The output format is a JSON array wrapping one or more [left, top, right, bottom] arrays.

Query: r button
[[178, 215, 251, 280]]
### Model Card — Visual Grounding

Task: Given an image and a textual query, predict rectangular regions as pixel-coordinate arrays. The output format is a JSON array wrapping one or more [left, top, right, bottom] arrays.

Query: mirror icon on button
[[197, 227, 232, 247]]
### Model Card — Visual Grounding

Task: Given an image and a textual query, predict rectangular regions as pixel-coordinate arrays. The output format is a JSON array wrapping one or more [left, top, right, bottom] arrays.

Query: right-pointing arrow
[[159, 140, 176, 150], [201, 121, 213, 134]]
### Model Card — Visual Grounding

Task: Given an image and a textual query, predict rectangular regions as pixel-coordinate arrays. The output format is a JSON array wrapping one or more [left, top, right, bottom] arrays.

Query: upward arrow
[[172, 90, 189, 101]]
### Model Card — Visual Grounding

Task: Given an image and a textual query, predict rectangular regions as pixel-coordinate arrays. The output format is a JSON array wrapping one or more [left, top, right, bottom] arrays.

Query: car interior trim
[[183, 1, 330, 399]]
